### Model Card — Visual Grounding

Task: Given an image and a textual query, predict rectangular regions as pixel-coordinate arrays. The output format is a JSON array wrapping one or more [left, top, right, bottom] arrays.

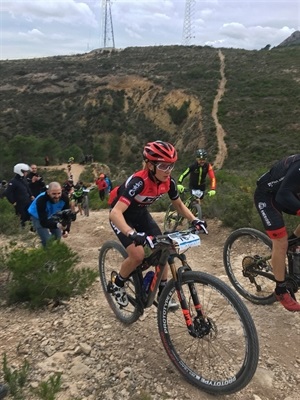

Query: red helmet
[[143, 141, 177, 163]]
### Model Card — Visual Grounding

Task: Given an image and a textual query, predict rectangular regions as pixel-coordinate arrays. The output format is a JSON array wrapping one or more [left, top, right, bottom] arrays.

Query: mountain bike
[[163, 189, 203, 232], [99, 227, 259, 395], [223, 227, 300, 305]]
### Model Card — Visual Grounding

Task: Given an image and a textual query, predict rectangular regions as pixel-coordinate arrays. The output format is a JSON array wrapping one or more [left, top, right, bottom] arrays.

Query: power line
[[101, 0, 115, 48], [182, 0, 196, 46]]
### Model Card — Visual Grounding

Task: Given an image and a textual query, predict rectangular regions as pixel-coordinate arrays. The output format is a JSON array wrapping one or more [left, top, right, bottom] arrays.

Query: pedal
[[107, 281, 113, 293]]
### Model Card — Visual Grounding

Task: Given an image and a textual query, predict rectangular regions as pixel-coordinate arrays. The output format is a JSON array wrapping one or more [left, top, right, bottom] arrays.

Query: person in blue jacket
[[28, 181, 70, 247]]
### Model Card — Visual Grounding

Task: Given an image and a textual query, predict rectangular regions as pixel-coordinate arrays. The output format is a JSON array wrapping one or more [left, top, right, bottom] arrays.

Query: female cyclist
[[108, 140, 207, 307]]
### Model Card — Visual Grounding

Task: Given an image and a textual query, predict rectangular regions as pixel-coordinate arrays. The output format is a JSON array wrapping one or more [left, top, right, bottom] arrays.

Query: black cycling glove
[[128, 231, 147, 246], [192, 219, 208, 234]]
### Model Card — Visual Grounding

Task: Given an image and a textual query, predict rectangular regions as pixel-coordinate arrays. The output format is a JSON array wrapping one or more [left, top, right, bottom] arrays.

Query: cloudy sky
[[1, 0, 299, 60]]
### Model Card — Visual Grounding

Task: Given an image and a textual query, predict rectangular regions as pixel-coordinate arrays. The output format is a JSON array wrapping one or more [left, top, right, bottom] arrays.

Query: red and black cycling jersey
[[256, 154, 300, 215], [178, 161, 216, 190], [109, 169, 179, 211]]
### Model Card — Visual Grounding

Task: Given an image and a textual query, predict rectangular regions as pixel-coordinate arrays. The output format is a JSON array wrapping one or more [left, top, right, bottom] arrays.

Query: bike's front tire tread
[[157, 271, 259, 395]]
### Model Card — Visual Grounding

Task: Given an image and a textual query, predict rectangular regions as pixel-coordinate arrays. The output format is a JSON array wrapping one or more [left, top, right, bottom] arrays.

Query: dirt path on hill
[[212, 50, 228, 169], [42, 163, 85, 183]]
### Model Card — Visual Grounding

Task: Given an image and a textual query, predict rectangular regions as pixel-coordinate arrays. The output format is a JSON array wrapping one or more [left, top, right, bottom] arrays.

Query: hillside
[[0, 45, 299, 177]]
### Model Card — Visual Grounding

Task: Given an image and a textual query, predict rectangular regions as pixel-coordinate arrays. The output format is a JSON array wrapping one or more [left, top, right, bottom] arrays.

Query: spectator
[[44, 156, 50, 166], [62, 178, 74, 198], [0, 383, 8, 399], [0, 180, 8, 199], [28, 182, 71, 247], [5, 163, 33, 227], [27, 164, 46, 197], [104, 174, 113, 195], [96, 173, 108, 201]]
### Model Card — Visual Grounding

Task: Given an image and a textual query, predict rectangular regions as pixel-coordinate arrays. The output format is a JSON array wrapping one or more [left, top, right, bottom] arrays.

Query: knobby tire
[[157, 271, 259, 395], [223, 228, 275, 305], [99, 241, 141, 324]]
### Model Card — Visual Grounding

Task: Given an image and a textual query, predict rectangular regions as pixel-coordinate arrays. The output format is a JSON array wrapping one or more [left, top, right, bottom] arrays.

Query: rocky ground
[[1, 209, 300, 400]]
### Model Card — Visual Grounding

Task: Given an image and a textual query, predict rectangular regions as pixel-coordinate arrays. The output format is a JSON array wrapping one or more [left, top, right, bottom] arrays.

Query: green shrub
[[2, 354, 64, 400], [4, 241, 97, 308], [0, 198, 20, 235], [167, 100, 190, 125], [3, 353, 30, 399]]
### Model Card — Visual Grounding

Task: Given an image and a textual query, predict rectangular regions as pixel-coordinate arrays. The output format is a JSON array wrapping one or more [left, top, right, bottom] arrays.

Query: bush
[[4, 241, 97, 308], [0, 198, 20, 235]]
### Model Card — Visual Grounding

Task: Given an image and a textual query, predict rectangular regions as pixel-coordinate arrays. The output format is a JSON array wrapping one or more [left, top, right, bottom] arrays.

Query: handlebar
[[145, 227, 206, 253]]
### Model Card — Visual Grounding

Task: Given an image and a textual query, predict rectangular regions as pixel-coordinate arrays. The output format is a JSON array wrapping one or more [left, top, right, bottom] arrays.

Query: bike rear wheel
[[157, 271, 259, 395], [98, 241, 141, 324], [223, 227, 275, 305]]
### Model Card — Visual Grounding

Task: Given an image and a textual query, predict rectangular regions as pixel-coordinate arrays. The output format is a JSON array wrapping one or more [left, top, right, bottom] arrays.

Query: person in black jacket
[[26, 164, 46, 197], [254, 154, 300, 312], [5, 163, 33, 227], [0, 180, 7, 199], [0, 383, 8, 399]]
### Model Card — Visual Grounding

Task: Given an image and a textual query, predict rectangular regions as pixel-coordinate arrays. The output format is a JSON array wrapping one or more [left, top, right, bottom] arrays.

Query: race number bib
[[167, 232, 201, 254]]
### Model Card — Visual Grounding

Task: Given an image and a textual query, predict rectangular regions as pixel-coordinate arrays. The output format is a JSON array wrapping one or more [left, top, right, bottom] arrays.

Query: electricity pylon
[[101, 0, 115, 48], [182, 0, 196, 45]]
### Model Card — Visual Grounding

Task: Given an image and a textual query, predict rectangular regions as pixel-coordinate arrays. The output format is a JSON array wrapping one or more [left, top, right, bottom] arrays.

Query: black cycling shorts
[[109, 208, 161, 249], [254, 186, 287, 239]]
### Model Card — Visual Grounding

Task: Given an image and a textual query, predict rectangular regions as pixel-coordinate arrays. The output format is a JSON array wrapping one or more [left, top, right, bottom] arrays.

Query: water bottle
[[142, 271, 154, 294], [293, 246, 300, 276]]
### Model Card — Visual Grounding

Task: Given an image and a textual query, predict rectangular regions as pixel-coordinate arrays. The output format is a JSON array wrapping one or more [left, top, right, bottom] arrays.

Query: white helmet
[[13, 163, 31, 177]]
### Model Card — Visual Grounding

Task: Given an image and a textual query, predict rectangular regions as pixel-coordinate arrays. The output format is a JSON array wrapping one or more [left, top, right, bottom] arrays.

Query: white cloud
[[6, 0, 97, 26], [0, 0, 299, 59]]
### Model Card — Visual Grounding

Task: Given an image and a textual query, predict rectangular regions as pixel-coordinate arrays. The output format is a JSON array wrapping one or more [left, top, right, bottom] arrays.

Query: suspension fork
[[169, 254, 204, 337]]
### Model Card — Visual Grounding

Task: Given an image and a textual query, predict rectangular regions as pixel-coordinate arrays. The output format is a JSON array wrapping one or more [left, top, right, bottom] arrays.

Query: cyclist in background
[[177, 149, 216, 199], [71, 182, 84, 215], [254, 154, 300, 312], [108, 140, 207, 307]]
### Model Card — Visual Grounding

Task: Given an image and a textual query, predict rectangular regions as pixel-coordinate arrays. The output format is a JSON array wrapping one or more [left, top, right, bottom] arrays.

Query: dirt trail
[[212, 50, 228, 169], [42, 163, 85, 183]]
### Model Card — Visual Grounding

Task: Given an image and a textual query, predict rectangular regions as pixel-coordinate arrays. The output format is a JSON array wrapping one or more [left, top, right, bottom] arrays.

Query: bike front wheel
[[223, 228, 275, 305], [191, 201, 202, 220], [98, 241, 141, 324], [157, 271, 259, 395], [163, 204, 181, 232]]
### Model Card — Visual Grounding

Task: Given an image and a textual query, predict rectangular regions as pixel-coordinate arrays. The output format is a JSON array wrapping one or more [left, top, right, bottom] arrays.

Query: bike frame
[[128, 241, 205, 337]]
